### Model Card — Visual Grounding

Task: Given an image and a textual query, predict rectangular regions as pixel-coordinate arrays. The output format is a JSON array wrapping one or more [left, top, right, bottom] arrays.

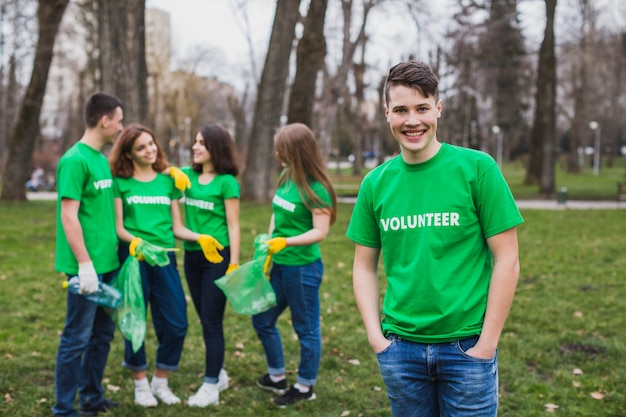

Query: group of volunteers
[[52, 60, 522, 417]]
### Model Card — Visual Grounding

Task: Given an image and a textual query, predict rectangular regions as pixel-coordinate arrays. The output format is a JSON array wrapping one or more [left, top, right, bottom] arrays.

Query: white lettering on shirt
[[273, 195, 296, 213], [93, 179, 112, 190], [185, 197, 215, 211], [125, 195, 171, 205], [380, 212, 460, 231]]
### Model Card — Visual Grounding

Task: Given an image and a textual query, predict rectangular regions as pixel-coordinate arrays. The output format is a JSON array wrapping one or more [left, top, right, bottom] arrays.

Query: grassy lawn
[[1, 200, 625, 416], [332, 156, 626, 200]]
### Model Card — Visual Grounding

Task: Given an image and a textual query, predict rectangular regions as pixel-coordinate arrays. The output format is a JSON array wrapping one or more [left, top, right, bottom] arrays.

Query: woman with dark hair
[[109, 123, 223, 408], [253, 122, 337, 407], [179, 124, 240, 407]]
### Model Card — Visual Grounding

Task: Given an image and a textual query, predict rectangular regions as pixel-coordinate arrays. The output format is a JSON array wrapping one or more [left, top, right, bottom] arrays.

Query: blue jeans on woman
[[252, 259, 323, 387], [184, 247, 230, 383], [118, 248, 187, 372], [376, 334, 498, 417], [52, 271, 117, 417]]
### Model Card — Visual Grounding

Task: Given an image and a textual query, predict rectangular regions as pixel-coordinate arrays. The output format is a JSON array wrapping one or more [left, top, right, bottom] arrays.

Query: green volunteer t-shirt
[[180, 167, 240, 251], [346, 143, 524, 343], [55, 142, 119, 274], [271, 177, 333, 266], [113, 174, 182, 248]]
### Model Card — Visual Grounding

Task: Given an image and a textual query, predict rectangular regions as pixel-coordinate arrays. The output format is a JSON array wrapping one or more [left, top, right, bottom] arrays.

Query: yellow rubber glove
[[197, 235, 224, 264], [263, 237, 287, 275], [129, 237, 144, 261], [169, 167, 191, 191], [226, 263, 239, 275], [265, 237, 288, 255]]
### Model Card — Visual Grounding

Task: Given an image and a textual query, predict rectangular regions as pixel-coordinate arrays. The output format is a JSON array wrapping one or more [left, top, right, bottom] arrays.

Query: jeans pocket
[[455, 335, 496, 362], [375, 334, 397, 356]]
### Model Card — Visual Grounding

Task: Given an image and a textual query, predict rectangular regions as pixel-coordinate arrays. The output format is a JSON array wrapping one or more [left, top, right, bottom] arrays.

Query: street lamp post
[[492, 125, 502, 168], [589, 121, 600, 176]]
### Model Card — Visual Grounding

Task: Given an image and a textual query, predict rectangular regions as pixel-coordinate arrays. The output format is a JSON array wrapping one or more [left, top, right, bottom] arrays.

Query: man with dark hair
[[347, 61, 523, 417], [52, 92, 124, 417]]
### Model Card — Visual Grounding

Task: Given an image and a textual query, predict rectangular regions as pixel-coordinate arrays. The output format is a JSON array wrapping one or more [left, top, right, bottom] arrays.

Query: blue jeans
[[376, 335, 498, 417], [52, 271, 117, 417], [252, 259, 323, 386], [118, 248, 187, 372], [184, 248, 230, 383]]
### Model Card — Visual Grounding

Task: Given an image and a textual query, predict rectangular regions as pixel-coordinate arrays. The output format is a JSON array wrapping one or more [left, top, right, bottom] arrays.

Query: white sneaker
[[151, 383, 181, 405], [135, 385, 157, 407], [216, 369, 229, 392], [188, 382, 219, 407]]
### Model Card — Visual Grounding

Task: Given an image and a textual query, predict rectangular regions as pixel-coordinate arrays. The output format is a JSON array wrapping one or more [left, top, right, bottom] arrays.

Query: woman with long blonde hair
[[253, 123, 337, 407]]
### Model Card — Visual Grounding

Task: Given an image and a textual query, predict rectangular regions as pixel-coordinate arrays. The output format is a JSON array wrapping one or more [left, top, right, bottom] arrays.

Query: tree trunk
[[241, 0, 301, 202], [0, 0, 69, 201], [524, 0, 556, 189], [538, 0, 557, 195], [98, 0, 147, 125], [287, 0, 328, 126]]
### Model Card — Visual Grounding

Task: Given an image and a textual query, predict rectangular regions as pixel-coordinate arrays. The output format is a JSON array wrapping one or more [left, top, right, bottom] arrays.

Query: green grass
[[1, 201, 625, 416], [331, 156, 626, 200], [502, 158, 626, 201]]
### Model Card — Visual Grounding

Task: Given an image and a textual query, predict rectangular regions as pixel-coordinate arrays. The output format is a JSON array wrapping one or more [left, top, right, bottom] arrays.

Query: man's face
[[101, 107, 124, 144], [385, 84, 442, 164]]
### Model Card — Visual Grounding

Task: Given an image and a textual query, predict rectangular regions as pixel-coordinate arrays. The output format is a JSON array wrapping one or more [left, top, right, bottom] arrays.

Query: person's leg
[[282, 260, 323, 387], [252, 264, 288, 377], [149, 253, 187, 404], [437, 335, 498, 417], [188, 248, 230, 383], [52, 283, 100, 417], [77, 270, 117, 410], [150, 253, 187, 372], [376, 336, 439, 417], [117, 254, 154, 407]]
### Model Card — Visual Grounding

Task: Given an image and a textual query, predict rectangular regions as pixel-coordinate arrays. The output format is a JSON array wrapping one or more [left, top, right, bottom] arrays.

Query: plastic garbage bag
[[109, 255, 146, 353], [215, 233, 276, 315], [136, 240, 173, 267]]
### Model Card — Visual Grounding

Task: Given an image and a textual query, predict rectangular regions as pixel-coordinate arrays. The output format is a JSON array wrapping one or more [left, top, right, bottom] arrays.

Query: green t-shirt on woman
[[271, 177, 332, 266], [180, 167, 240, 251], [113, 174, 182, 248]]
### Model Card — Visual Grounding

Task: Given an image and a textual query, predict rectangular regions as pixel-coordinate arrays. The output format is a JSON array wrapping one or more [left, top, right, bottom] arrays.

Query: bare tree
[[524, 0, 557, 195], [316, 0, 379, 161], [563, 0, 596, 173], [241, 0, 301, 202], [97, 0, 147, 125], [0, 0, 69, 201]]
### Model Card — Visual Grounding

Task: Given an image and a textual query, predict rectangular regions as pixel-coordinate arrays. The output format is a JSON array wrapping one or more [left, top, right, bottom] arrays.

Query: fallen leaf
[[107, 384, 121, 393], [348, 359, 360, 366], [373, 386, 382, 392], [5, 354, 13, 360], [235, 342, 245, 350], [37, 398, 47, 403], [572, 381, 581, 388], [4, 393, 13, 403], [573, 311, 583, 318], [573, 368, 584, 375], [341, 411, 350, 417], [544, 403, 559, 412], [337, 262, 345, 268], [591, 392, 604, 400]]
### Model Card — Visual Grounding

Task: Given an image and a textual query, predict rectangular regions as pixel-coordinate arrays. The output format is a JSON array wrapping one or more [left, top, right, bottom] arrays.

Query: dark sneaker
[[79, 398, 119, 416], [272, 385, 316, 407], [256, 374, 288, 395]]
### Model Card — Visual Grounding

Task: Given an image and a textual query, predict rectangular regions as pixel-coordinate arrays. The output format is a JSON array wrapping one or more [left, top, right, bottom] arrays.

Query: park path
[[27, 191, 625, 210]]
